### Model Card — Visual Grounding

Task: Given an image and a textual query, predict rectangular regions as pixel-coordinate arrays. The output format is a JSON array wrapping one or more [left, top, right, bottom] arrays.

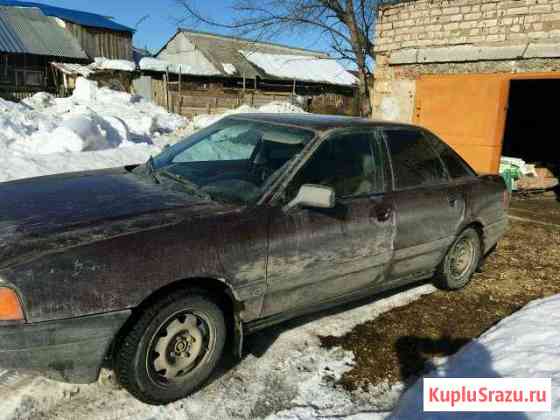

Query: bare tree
[[176, 0, 382, 116]]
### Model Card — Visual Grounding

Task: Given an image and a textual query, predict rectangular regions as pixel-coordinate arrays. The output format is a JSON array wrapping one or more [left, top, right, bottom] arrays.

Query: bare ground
[[320, 197, 560, 391]]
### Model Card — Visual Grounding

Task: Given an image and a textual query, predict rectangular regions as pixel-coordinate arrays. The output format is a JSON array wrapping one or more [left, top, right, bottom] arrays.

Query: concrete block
[[416, 44, 526, 63], [389, 49, 419, 64], [524, 43, 560, 58]]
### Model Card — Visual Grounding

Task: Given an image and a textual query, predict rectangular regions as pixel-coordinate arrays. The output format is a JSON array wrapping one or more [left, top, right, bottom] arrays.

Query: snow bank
[[390, 294, 560, 419], [240, 50, 357, 86], [0, 77, 186, 160], [139, 57, 221, 76], [0, 85, 307, 184]]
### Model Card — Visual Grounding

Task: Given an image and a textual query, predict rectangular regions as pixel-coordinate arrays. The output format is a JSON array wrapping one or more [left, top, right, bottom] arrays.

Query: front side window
[[286, 131, 383, 200], [422, 131, 477, 178], [142, 117, 315, 204], [383, 128, 448, 190]]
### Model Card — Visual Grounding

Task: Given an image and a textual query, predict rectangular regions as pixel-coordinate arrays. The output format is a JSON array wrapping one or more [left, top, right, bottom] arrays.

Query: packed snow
[[240, 50, 357, 86], [390, 294, 560, 419], [139, 57, 221, 76]]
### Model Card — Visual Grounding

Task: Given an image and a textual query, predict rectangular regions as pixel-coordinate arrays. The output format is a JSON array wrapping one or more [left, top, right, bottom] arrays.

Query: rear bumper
[[0, 310, 130, 383], [483, 217, 509, 253]]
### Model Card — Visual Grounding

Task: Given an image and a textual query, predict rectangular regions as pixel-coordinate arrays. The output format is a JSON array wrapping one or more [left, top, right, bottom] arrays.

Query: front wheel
[[114, 291, 226, 405], [435, 228, 482, 290]]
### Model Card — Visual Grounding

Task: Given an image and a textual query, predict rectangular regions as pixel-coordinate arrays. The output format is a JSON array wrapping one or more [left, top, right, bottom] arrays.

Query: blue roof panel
[[0, 0, 134, 33]]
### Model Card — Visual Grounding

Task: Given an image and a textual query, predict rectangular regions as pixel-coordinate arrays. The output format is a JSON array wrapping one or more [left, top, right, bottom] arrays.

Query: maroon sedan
[[0, 114, 508, 404]]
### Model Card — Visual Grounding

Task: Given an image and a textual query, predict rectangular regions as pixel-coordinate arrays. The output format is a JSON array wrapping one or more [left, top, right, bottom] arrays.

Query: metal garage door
[[413, 74, 509, 174]]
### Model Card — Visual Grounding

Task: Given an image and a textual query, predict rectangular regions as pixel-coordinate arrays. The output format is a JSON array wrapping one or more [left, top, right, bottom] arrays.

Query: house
[[0, 1, 134, 60], [0, 0, 134, 98], [0, 5, 88, 95], [139, 29, 358, 116], [372, 0, 560, 174]]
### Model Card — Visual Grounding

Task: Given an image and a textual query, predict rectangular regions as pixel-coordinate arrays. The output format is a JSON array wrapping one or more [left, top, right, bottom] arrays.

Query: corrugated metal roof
[[172, 30, 329, 80], [156, 29, 355, 86], [0, 0, 134, 33], [0, 6, 88, 58]]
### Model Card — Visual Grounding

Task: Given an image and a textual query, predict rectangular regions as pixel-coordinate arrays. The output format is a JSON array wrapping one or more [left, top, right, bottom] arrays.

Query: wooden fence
[[0, 85, 62, 101], [151, 78, 358, 118]]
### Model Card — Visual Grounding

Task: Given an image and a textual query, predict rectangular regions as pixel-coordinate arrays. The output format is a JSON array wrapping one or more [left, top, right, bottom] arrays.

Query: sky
[[29, 0, 334, 55]]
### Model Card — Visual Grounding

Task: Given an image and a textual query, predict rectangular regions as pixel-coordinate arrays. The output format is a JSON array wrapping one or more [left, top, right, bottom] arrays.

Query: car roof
[[227, 113, 421, 133]]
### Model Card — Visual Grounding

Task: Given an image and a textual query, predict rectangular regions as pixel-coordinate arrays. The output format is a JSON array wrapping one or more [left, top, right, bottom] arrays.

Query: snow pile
[[0, 78, 187, 158], [0, 84, 307, 184], [260, 101, 308, 113], [139, 57, 221, 76], [390, 294, 560, 419], [240, 50, 357, 86], [94, 57, 137, 72], [189, 101, 307, 131]]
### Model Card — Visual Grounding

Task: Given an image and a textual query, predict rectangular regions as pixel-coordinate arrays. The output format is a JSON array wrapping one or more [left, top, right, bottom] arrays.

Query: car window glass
[[287, 132, 382, 199], [384, 129, 448, 189], [422, 131, 476, 178]]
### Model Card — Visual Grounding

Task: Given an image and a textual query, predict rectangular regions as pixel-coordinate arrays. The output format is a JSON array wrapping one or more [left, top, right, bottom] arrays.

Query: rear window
[[383, 128, 448, 190], [423, 131, 476, 178]]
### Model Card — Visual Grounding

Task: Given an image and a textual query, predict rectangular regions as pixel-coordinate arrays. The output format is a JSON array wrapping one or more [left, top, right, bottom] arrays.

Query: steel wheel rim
[[146, 310, 214, 387], [449, 236, 476, 280]]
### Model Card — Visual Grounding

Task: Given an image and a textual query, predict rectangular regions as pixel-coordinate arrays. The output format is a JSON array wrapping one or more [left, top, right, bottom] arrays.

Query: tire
[[114, 290, 226, 405], [434, 227, 482, 290]]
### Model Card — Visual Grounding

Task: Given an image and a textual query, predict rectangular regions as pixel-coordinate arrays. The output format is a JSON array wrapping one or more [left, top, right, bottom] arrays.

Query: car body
[[0, 114, 508, 398]]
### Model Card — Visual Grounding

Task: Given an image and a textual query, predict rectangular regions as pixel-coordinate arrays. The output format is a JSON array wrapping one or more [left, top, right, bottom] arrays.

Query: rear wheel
[[435, 227, 481, 290], [114, 290, 226, 405]]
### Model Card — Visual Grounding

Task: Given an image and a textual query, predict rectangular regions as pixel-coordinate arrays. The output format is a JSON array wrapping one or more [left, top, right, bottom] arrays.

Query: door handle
[[448, 193, 458, 207], [373, 205, 393, 222]]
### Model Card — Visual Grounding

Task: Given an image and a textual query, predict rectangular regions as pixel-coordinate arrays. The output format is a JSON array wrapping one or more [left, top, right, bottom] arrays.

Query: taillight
[[0, 287, 24, 321]]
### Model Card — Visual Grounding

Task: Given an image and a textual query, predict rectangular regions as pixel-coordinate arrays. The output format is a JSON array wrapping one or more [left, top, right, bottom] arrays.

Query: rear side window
[[383, 129, 448, 190], [422, 131, 476, 178]]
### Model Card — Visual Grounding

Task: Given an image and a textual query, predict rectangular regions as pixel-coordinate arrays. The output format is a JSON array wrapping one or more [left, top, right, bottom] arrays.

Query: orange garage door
[[413, 74, 509, 174]]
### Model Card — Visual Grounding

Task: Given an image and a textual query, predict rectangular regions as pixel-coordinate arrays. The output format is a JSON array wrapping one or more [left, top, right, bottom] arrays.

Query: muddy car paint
[[0, 114, 508, 384]]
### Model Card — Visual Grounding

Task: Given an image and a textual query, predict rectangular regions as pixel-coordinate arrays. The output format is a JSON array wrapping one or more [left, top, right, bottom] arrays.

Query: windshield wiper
[[157, 170, 211, 200]]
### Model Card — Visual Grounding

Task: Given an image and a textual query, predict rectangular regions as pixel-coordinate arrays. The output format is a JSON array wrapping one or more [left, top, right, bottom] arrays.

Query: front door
[[262, 130, 396, 316], [380, 127, 465, 281]]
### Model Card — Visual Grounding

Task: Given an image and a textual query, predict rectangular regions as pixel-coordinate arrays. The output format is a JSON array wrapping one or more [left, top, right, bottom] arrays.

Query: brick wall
[[371, 0, 560, 122], [375, 0, 560, 53]]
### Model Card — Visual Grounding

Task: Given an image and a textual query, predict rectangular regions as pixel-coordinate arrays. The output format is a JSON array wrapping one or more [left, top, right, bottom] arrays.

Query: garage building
[[372, 0, 560, 174]]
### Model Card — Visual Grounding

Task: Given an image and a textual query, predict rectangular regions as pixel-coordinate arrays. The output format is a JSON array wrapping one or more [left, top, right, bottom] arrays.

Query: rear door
[[381, 127, 465, 281], [262, 130, 395, 316]]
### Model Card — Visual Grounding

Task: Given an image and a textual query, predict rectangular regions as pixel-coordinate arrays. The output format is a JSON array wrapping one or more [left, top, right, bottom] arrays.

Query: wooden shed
[[142, 29, 359, 117]]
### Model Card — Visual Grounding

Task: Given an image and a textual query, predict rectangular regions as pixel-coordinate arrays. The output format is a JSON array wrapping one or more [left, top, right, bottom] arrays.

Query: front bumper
[[0, 310, 130, 383]]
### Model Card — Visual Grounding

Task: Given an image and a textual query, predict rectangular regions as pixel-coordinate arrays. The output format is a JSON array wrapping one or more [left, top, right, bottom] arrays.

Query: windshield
[[147, 117, 315, 204]]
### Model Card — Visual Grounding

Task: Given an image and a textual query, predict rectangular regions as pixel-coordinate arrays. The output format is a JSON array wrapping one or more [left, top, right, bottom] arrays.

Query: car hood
[[0, 167, 231, 267]]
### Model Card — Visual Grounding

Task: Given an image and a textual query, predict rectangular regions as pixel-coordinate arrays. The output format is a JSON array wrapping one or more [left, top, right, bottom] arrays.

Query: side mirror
[[286, 184, 335, 210]]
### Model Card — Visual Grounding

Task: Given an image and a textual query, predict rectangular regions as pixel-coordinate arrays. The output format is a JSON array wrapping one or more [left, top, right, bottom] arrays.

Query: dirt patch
[[509, 195, 560, 225], [320, 200, 560, 391]]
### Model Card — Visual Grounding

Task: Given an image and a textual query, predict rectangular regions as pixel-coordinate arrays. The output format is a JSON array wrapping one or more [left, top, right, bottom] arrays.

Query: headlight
[[0, 287, 24, 321]]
